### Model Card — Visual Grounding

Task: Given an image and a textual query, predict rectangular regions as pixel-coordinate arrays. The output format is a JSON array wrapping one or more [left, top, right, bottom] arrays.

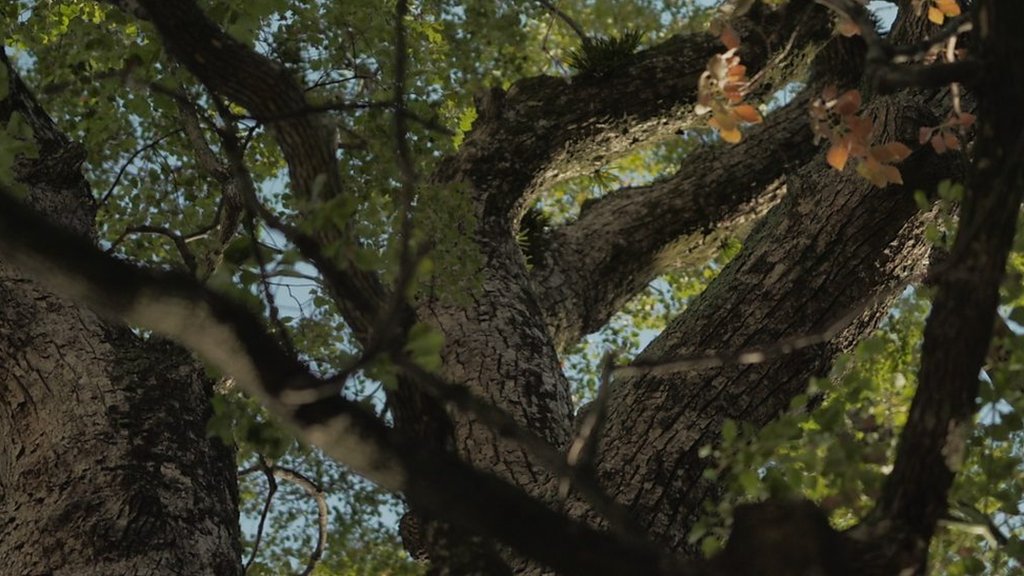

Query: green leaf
[[405, 322, 445, 372]]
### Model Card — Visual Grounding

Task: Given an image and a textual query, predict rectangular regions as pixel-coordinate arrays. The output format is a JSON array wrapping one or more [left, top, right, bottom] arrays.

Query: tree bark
[[0, 51, 241, 576]]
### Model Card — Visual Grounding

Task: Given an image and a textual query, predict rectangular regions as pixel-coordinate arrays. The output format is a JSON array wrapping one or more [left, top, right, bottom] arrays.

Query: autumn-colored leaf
[[835, 90, 862, 116], [931, 132, 948, 153], [936, 0, 961, 17], [846, 115, 874, 142], [857, 157, 902, 187], [720, 24, 741, 50], [871, 142, 913, 163], [956, 112, 976, 127], [827, 143, 850, 170], [711, 108, 738, 131], [836, 16, 860, 37], [943, 131, 961, 151], [719, 126, 743, 144], [732, 104, 763, 124], [919, 126, 935, 145], [928, 6, 945, 24]]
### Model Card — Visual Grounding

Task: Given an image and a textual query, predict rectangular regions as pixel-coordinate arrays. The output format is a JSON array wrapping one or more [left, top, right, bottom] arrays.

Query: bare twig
[[615, 284, 911, 378], [814, 0, 980, 91], [535, 0, 588, 43], [98, 130, 180, 207], [244, 461, 278, 574], [273, 467, 329, 576], [395, 358, 646, 542], [105, 224, 198, 274]]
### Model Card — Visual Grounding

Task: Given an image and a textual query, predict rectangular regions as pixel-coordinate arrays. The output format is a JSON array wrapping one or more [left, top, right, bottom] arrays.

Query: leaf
[[919, 126, 935, 145], [405, 322, 445, 372], [836, 16, 860, 37], [719, 126, 742, 144], [720, 24, 741, 50], [956, 112, 976, 127], [827, 143, 850, 170], [931, 132, 948, 154], [927, 6, 945, 24], [942, 131, 961, 151], [835, 90, 862, 116], [936, 0, 961, 17], [732, 104, 763, 124], [722, 419, 738, 443], [872, 142, 912, 163]]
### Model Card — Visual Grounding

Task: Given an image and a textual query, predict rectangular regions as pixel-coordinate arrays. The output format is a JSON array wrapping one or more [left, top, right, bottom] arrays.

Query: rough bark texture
[[5, 1, 1020, 575], [0, 51, 242, 575], [589, 90, 951, 551]]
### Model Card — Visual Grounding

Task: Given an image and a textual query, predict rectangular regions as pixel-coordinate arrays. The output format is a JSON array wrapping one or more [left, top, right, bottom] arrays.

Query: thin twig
[[273, 467, 329, 576], [98, 130, 179, 207], [395, 358, 647, 543], [614, 283, 909, 378], [105, 224, 198, 274], [244, 461, 278, 574], [535, 0, 588, 43]]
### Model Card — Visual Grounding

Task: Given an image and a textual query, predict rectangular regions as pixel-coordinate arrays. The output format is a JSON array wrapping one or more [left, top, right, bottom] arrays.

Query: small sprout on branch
[[810, 86, 913, 187]]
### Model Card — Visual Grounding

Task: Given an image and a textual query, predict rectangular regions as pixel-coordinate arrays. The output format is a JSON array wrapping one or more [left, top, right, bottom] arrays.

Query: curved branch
[[532, 89, 816, 349], [437, 0, 832, 223]]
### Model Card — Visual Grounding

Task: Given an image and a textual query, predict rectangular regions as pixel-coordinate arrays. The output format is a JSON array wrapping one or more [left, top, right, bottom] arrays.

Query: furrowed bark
[[590, 88, 957, 553], [439, 0, 831, 224], [0, 49, 242, 576], [533, 90, 815, 350]]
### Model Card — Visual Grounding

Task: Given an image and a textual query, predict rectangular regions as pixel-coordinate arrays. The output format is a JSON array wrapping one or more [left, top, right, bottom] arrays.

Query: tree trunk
[[0, 50, 241, 576]]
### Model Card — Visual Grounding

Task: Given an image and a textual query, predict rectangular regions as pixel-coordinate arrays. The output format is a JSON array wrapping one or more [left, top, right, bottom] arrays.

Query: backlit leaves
[[919, 111, 975, 154], [810, 86, 912, 187], [913, 0, 962, 25], [695, 35, 763, 144]]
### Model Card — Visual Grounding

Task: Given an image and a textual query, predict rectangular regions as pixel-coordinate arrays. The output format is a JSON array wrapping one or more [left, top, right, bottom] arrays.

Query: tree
[[2, 0, 1023, 574]]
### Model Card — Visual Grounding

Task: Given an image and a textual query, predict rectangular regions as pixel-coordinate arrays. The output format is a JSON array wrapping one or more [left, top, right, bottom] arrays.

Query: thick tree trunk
[[0, 51, 241, 575]]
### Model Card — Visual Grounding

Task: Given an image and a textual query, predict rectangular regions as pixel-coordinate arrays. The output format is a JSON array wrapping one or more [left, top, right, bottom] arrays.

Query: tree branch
[[112, 0, 388, 342], [585, 90, 959, 552], [437, 0, 831, 224], [872, 1, 1024, 565], [532, 89, 815, 349]]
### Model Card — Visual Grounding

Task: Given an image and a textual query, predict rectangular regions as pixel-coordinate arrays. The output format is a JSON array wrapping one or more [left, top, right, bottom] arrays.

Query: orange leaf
[[719, 126, 743, 144], [928, 6, 945, 24], [720, 24, 741, 50], [732, 104, 763, 124], [936, 0, 961, 16], [943, 131, 961, 151], [931, 133, 948, 154], [835, 90, 862, 116], [836, 16, 860, 37], [872, 142, 913, 163], [883, 164, 904, 185], [827, 143, 850, 170], [919, 126, 934, 145], [712, 108, 739, 131], [956, 112, 976, 127]]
